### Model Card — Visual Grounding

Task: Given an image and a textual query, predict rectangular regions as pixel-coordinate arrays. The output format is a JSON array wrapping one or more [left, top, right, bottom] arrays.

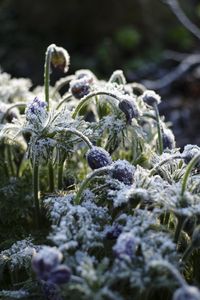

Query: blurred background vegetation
[[0, 0, 200, 147]]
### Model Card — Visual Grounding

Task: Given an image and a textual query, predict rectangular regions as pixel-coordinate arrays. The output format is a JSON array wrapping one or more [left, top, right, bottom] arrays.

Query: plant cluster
[[0, 44, 200, 300]]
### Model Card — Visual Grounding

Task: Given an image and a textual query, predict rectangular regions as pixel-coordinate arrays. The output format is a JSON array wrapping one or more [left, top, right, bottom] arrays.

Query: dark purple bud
[[113, 232, 139, 258], [172, 286, 200, 300], [32, 247, 62, 281], [182, 145, 200, 167], [70, 78, 90, 99], [105, 224, 123, 240], [118, 98, 140, 124], [48, 265, 71, 285], [162, 128, 176, 150], [51, 45, 70, 73], [86, 146, 112, 170], [141, 90, 161, 107], [111, 160, 135, 185]]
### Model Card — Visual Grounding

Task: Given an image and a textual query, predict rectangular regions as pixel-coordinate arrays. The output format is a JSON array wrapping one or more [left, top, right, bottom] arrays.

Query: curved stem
[[60, 128, 93, 149], [149, 260, 187, 287], [53, 75, 75, 98], [181, 153, 200, 197], [56, 93, 72, 110], [181, 244, 193, 262], [33, 163, 40, 228], [109, 70, 126, 85], [150, 155, 182, 176], [174, 216, 185, 244], [44, 44, 55, 111], [1, 103, 26, 123], [153, 103, 163, 155], [72, 91, 121, 118], [74, 166, 111, 205]]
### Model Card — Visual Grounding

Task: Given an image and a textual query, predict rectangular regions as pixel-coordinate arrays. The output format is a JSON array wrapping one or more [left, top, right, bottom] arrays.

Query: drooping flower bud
[[162, 128, 176, 150], [172, 286, 200, 300], [118, 96, 140, 124], [48, 265, 71, 285], [70, 78, 91, 99], [51, 45, 70, 73], [32, 246, 62, 281], [111, 160, 135, 185], [86, 146, 112, 170], [141, 90, 161, 107], [182, 145, 200, 167]]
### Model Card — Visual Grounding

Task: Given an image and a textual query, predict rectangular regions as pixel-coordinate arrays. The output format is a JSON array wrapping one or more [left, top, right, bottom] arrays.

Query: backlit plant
[[0, 44, 200, 300]]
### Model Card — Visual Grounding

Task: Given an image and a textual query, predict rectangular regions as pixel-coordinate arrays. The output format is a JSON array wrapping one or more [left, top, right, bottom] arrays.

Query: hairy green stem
[[59, 128, 93, 149], [7, 145, 15, 177], [153, 103, 163, 155], [53, 75, 75, 98], [72, 91, 121, 118], [48, 162, 55, 192], [149, 260, 187, 287], [57, 163, 64, 190], [181, 153, 200, 197], [33, 163, 40, 228], [74, 166, 111, 205], [56, 93, 72, 110], [181, 244, 193, 262], [150, 155, 182, 176], [174, 216, 185, 244], [1, 103, 26, 123]]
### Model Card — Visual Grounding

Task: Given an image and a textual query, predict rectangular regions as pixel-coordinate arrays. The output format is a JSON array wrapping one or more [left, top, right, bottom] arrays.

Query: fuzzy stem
[[60, 128, 93, 149], [181, 244, 193, 262], [57, 163, 64, 190], [44, 44, 54, 111], [109, 70, 126, 85], [74, 166, 111, 205], [48, 162, 55, 192], [72, 91, 121, 118], [174, 216, 185, 244], [181, 153, 200, 197], [153, 103, 163, 155], [56, 93, 72, 110], [53, 75, 75, 97], [1, 103, 26, 123], [7, 145, 15, 177], [33, 163, 40, 228], [149, 260, 187, 287], [150, 155, 182, 176]]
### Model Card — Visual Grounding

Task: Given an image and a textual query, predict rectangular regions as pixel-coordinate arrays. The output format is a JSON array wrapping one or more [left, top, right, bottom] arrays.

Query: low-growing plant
[[0, 44, 200, 300]]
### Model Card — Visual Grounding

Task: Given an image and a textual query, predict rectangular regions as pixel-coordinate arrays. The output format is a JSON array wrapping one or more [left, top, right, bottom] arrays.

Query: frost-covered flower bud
[[86, 146, 112, 170], [182, 145, 200, 167], [141, 90, 161, 107], [113, 232, 139, 258], [48, 265, 71, 285], [70, 78, 90, 99], [26, 97, 47, 122], [51, 45, 70, 73], [75, 69, 95, 84], [118, 96, 140, 124], [105, 224, 123, 240], [162, 128, 176, 150], [172, 286, 200, 300], [32, 246, 62, 281], [111, 160, 135, 185]]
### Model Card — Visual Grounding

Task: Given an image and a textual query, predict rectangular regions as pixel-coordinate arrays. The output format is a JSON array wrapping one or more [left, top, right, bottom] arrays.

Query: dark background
[[0, 0, 200, 147]]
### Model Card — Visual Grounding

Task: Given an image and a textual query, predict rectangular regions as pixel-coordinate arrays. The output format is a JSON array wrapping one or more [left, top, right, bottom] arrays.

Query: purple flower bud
[[51, 45, 70, 73], [86, 146, 112, 170], [141, 90, 161, 107], [48, 265, 71, 285], [172, 286, 200, 300], [111, 160, 135, 185], [75, 69, 95, 84], [105, 224, 123, 240], [70, 78, 90, 99], [113, 232, 139, 258], [118, 97, 140, 124], [162, 128, 176, 150], [32, 247, 62, 281], [182, 145, 200, 167]]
